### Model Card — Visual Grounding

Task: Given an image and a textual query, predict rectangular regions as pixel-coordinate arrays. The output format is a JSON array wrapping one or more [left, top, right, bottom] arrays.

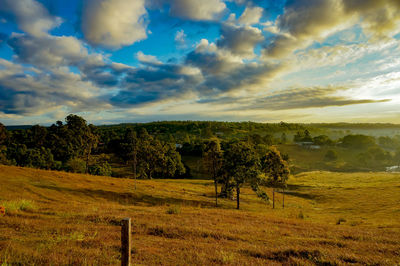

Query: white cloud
[[169, 0, 226, 21], [238, 6, 263, 25], [174, 29, 186, 48], [136, 51, 162, 65], [82, 0, 148, 49], [8, 34, 88, 67], [0, 0, 61, 37]]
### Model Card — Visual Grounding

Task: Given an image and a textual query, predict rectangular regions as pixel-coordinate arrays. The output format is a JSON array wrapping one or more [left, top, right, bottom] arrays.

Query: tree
[[83, 125, 99, 174], [124, 128, 139, 189], [203, 138, 223, 207], [313, 135, 334, 146], [341, 134, 376, 150], [261, 147, 290, 208], [280, 132, 287, 144], [64, 115, 99, 173], [0, 123, 8, 145], [224, 141, 260, 209], [302, 130, 312, 142]]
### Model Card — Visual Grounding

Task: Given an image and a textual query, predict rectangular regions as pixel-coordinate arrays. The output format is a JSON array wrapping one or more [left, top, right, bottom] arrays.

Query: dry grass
[[0, 165, 399, 265]]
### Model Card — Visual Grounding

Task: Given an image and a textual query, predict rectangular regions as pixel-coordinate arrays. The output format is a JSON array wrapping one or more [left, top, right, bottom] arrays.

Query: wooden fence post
[[121, 218, 131, 266]]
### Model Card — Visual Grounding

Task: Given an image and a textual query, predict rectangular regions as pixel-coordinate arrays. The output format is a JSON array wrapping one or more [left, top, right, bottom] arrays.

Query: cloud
[[239, 86, 390, 111], [264, 0, 400, 58], [168, 0, 226, 21], [136, 51, 162, 65], [174, 29, 186, 48], [238, 6, 263, 25], [8, 34, 88, 67], [0, 0, 62, 37], [186, 39, 243, 75], [6, 32, 125, 88], [82, 0, 148, 49], [0, 59, 110, 115], [217, 24, 264, 57], [111, 63, 202, 107]]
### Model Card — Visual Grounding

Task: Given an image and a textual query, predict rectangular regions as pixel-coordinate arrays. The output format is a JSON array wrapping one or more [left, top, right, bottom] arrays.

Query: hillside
[[0, 165, 399, 265]]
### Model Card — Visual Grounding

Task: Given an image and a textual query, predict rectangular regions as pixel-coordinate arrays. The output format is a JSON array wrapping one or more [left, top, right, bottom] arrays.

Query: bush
[[66, 157, 86, 173], [324, 150, 338, 161], [89, 162, 112, 176]]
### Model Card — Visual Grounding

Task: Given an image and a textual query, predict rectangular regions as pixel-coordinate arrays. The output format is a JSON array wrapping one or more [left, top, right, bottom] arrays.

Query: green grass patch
[[0, 199, 37, 213]]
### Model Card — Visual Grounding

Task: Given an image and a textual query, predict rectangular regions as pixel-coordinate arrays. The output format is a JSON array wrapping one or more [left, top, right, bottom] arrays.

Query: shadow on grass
[[34, 184, 215, 207]]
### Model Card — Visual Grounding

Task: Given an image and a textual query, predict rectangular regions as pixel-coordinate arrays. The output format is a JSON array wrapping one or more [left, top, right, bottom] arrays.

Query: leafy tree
[[313, 135, 334, 146], [161, 142, 185, 178], [341, 134, 376, 150], [302, 130, 313, 142], [27, 125, 47, 149], [64, 115, 99, 173], [203, 138, 223, 207], [261, 147, 290, 208], [0, 122, 8, 145], [84, 125, 99, 174], [123, 128, 139, 189], [224, 141, 260, 209], [293, 131, 304, 142]]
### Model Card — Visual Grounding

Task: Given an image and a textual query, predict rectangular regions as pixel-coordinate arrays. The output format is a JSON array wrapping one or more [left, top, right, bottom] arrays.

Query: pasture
[[0, 165, 399, 265]]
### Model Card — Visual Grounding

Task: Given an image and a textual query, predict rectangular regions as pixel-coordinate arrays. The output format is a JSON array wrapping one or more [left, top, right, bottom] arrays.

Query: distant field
[[0, 165, 399, 265], [277, 144, 388, 173]]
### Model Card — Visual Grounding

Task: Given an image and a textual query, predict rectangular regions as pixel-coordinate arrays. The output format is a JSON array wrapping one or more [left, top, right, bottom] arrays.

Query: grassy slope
[[0, 165, 399, 265]]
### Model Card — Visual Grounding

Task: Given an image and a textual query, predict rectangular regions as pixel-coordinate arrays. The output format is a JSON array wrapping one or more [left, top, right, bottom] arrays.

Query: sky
[[0, 0, 400, 125]]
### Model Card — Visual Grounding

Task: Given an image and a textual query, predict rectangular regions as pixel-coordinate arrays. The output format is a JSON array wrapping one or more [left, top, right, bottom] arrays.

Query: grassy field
[[0, 165, 399, 265], [277, 144, 388, 173]]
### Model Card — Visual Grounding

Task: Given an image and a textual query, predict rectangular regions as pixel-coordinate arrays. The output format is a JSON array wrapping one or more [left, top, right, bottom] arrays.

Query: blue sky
[[0, 0, 400, 125]]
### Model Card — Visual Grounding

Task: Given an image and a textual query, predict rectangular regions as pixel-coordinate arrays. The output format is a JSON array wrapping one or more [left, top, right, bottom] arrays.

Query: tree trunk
[[85, 149, 90, 174], [133, 152, 137, 190], [236, 184, 240, 210], [282, 188, 285, 209], [214, 179, 218, 207], [272, 188, 275, 209]]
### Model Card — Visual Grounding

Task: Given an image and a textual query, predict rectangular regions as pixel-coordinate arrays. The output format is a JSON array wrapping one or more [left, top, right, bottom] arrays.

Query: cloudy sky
[[0, 0, 400, 125]]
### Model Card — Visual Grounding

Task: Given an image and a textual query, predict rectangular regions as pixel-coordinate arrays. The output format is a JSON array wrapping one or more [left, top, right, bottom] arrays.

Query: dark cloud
[[0, 60, 109, 115], [110, 63, 202, 107], [217, 24, 264, 56]]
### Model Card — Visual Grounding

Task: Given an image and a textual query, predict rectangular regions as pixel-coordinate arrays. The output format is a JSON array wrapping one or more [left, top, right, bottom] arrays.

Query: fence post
[[121, 217, 131, 266]]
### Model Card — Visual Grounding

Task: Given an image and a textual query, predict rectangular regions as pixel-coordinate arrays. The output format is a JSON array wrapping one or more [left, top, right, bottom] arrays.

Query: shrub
[[324, 150, 338, 161], [66, 157, 86, 173], [89, 162, 112, 176]]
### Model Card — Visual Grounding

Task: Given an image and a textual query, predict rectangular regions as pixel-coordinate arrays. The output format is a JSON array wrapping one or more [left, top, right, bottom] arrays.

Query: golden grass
[[0, 165, 399, 265]]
